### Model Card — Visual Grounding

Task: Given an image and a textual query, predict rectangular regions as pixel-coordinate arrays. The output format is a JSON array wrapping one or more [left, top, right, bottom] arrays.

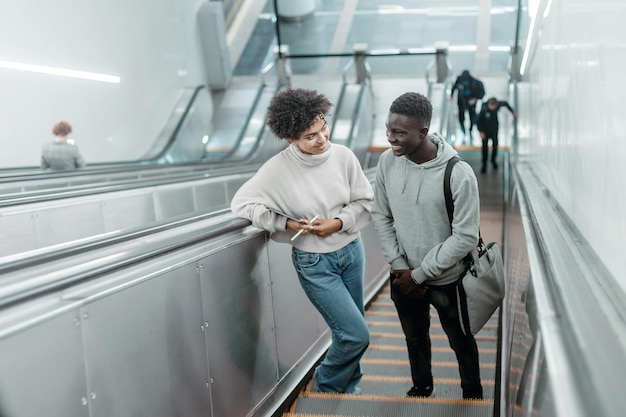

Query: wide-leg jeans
[[390, 279, 482, 392], [291, 237, 369, 394]]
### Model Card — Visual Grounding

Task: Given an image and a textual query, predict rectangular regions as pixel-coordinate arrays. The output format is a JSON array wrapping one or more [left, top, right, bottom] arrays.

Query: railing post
[[435, 42, 449, 83], [274, 44, 292, 87], [353, 43, 370, 84]]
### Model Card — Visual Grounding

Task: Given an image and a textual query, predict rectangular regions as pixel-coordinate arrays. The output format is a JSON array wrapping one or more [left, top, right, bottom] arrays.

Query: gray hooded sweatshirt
[[372, 132, 480, 286]]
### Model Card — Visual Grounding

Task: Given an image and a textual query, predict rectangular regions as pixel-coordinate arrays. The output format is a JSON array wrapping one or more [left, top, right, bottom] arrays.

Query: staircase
[[283, 286, 499, 417]]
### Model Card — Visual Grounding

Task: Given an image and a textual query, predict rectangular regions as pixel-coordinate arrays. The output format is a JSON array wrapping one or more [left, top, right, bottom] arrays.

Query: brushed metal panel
[[224, 177, 250, 203], [0, 212, 37, 256], [102, 192, 156, 231], [35, 202, 105, 248], [81, 263, 210, 417], [193, 181, 228, 211], [155, 187, 195, 219], [266, 240, 328, 376], [360, 224, 390, 296], [0, 309, 88, 417], [199, 235, 279, 417]]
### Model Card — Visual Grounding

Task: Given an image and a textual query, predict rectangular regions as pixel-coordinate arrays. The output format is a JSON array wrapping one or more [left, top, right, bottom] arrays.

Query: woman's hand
[[308, 218, 342, 238]]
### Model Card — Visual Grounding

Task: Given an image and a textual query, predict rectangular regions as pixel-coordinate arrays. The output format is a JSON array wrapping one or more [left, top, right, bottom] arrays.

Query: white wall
[[0, 0, 210, 167], [518, 0, 626, 290]]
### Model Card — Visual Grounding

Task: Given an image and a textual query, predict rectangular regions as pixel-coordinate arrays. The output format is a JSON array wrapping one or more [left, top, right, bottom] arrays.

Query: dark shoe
[[492, 161, 498, 170], [407, 384, 434, 397], [462, 386, 483, 400], [480, 165, 486, 174]]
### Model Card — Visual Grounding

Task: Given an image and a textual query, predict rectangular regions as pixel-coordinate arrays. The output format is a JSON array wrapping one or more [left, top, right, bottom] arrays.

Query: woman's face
[[289, 115, 329, 155]]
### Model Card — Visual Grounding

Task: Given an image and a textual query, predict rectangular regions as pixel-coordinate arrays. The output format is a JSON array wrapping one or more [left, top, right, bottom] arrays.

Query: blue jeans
[[291, 238, 369, 394]]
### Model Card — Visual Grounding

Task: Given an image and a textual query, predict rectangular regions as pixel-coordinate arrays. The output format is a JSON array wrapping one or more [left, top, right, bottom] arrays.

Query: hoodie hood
[[395, 132, 458, 199]]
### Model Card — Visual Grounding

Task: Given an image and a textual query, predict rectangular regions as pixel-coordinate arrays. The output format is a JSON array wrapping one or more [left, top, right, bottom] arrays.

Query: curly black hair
[[389, 92, 432, 127], [266, 88, 333, 140]]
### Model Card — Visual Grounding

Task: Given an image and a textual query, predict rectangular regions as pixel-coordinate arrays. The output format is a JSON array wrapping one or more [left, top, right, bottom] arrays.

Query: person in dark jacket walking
[[450, 70, 485, 142], [475, 97, 517, 173]]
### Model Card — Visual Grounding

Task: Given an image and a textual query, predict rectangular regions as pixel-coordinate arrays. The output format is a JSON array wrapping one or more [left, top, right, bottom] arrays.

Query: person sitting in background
[[475, 97, 517, 173], [41, 121, 86, 170]]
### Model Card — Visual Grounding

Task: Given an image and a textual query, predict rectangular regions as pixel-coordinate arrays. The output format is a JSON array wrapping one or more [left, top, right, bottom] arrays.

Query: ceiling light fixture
[[0, 60, 120, 83]]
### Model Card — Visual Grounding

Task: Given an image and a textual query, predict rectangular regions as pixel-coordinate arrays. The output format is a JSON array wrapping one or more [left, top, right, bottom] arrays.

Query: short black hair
[[389, 92, 432, 126], [266, 88, 333, 140]]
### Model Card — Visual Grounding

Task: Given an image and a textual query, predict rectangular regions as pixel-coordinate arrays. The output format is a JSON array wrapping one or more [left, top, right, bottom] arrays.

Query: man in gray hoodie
[[372, 92, 483, 399]]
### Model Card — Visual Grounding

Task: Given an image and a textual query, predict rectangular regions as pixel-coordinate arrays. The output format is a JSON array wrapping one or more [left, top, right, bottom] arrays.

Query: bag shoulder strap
[[444, 156, 461, 226], [443, 156, 476, 269]]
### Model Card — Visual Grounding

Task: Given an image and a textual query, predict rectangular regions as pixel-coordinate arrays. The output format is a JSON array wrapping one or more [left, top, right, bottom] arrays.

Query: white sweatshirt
[[230, 142, 374, 253]]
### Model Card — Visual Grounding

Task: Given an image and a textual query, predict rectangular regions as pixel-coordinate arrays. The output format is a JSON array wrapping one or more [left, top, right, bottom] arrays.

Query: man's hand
[[390, 269, 428, 299]]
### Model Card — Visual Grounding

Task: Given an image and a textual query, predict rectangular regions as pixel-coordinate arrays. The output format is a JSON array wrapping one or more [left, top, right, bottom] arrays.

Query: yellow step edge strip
[[361, 358, 496, 369], [368, 344, 497, 355], [299, 392, 493, 406], [366, 320, 499, 332], [370, 332, 498, 342], [360, 375, 495, 386]]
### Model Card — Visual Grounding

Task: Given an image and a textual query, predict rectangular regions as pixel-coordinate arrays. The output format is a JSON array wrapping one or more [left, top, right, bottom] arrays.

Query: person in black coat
[[475, 97, 517, 173], [450, 70, 485, 141]]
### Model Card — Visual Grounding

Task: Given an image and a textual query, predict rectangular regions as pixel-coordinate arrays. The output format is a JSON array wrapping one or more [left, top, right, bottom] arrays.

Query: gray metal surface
[[267, 240, 329, 374], [80, 262, 210, 417], [0, 210, 389, 417], [200, 235, 278, 417], [0, 299, 88, 417], [0, 173, 253, 257]]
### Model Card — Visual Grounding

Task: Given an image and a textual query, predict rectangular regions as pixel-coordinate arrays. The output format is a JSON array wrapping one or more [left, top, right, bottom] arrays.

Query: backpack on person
[[470, 78, 485, 100]]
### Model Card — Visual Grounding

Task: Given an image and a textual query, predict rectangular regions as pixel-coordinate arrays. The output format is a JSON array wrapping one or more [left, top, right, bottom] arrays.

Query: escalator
[[282, 149, 504, 417]]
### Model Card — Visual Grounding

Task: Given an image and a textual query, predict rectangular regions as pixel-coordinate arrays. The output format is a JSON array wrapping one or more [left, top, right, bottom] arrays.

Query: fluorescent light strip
[[0, 60, 120, 83]]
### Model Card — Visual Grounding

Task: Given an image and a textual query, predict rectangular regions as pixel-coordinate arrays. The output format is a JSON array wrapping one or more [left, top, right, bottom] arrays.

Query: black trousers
[[390, 279, 482, 391], [457, 98, 477, 133], [481, 129, 499, 165]]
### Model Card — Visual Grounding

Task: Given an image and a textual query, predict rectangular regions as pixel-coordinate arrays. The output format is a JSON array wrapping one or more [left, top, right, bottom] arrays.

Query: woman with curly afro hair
[[231, 88, 373, 394]]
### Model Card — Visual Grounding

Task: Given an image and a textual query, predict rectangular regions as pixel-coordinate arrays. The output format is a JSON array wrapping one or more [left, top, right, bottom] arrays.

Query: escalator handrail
[[207, 81, 272, 162], [0, 210, 248, 309], [0, 164, 261, 208], [149, 85, 207, 162]]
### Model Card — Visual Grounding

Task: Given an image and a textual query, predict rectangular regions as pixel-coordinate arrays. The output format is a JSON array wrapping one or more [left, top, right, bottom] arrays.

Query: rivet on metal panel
[[204, 322, 208, 327], [83, 313, 89, 319], [210, 378, 214, 384], [196, 267, 199, 274], [74, 318, 80, 326], [200, 325, 205, 331], [90, 392, 96, 400], [81, 398, 88, 406], [205, 382, 210, 388], [200, 264, 204, 270]]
